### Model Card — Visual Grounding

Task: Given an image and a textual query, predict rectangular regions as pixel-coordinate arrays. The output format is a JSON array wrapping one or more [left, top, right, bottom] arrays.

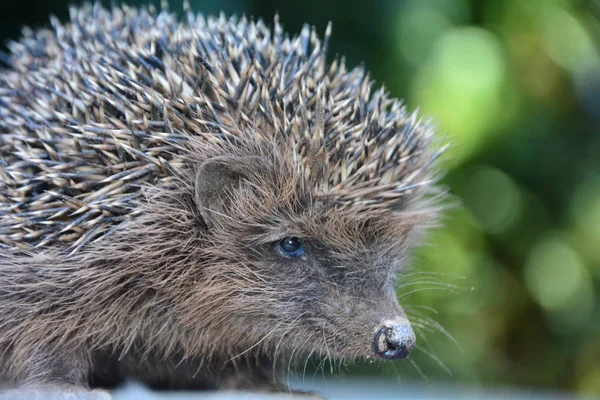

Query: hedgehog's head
[[138, 16, 446, 367], [186, 121, 441, 364]]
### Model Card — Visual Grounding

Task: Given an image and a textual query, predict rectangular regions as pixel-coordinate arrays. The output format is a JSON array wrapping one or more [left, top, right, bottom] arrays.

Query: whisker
[[405, 311, 462, 352], [322, 325, 333, 374], [407, 356, 428, 382], [226, 319, 287, 362], [415, 345, 452, 376], [397, 285, 461, 301], [397, 270, 467, 281], [404, 304, 440, 314], [302, 348, 315, 385], [396, 277, 462, 287], [388, 359, 403, 385], [287, 333, 313, 391]]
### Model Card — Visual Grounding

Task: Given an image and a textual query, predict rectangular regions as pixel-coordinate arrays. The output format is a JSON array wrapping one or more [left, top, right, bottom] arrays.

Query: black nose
[[373, 319, 416, 359]]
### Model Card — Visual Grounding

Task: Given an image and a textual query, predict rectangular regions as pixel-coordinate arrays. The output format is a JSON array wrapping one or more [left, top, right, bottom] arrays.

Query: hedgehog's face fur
[[152, 142, 431, 364]]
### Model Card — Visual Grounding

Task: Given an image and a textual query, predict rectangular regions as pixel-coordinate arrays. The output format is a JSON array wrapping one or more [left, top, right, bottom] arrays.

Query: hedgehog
[[0, 2, 447, 396]]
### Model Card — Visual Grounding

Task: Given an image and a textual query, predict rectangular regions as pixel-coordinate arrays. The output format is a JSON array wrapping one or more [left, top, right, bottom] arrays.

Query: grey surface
[[0, 379, 595, 400], [0, 386, 110, 400], [115, 384, 311, 399], [112, 379, 598, 400]]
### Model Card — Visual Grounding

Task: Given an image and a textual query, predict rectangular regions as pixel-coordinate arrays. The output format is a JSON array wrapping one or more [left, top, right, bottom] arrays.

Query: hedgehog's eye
[[279, 237, 305, 257]]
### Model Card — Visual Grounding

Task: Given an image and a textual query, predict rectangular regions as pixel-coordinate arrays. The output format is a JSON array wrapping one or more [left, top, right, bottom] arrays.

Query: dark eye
[[279, 237, 305, 257]]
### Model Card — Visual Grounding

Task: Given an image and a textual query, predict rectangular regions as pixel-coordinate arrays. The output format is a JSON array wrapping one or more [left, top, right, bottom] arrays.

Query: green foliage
[[392, 0, 600, 394]]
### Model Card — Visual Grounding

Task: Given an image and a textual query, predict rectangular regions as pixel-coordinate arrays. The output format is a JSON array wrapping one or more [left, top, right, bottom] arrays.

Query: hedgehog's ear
[[194, 158, 245, 229]]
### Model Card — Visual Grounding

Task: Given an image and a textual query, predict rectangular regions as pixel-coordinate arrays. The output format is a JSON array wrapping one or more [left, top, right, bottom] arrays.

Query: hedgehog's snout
[[372, 318, 416, 360]]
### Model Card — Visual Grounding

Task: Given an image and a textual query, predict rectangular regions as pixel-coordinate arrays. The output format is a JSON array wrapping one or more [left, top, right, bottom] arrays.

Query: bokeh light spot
[[524, 233, 594, 330], [541, 7, 600, 75], [462, 165, 522, 234], [412, 27, 514, 165], [396, 3, 452, 67], [569, 177, 600, 266]]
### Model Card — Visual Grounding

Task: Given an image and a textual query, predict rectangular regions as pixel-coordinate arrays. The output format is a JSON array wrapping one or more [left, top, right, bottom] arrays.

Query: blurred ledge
[[112, 379, 599, 400], [0, 386, 110, 400], [0, 379, 595, 400]]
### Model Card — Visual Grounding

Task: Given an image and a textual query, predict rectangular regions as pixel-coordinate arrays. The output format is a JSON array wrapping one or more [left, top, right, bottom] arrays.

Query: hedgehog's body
[[0, 3, 444, 394]]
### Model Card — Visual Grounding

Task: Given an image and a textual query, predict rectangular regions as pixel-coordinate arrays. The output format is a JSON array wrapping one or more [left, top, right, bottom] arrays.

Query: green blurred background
[[2, 0, 599, 397]]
